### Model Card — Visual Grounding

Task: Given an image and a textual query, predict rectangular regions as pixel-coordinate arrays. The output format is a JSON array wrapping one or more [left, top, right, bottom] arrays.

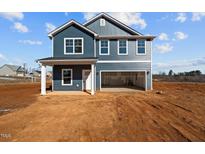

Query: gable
[[48, 20, 97, 38], [84, 13, 142, 36]]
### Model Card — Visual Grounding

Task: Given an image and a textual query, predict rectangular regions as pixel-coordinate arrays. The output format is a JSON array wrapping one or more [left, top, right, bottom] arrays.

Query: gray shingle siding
[[53, 25, 94, 58]]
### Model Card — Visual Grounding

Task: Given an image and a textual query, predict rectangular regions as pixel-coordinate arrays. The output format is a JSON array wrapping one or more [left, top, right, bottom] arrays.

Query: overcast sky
[[0, 12, 204, 73]]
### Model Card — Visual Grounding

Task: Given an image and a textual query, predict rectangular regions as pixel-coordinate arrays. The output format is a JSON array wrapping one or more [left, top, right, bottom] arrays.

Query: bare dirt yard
[[0, 82, 205, 141]]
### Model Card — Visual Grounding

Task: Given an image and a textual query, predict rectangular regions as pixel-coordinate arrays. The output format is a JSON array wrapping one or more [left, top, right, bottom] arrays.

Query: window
[[64, 38, 83, 54], [100, 40, 109, 55], [137, 40, 146, 55], [118, 40, 128, 55], [62, 69, 72, 85], [100, 19, 106, 26]]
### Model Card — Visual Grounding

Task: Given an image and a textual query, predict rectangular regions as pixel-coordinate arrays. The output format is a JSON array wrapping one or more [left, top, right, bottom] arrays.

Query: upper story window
[[99, 40, 109, 55], [137, 40, 146, 55], [64, 38, 83, 54], [62, 69, 72, 86], [100, 19, 106, 26], [118, 40, 128, 55]]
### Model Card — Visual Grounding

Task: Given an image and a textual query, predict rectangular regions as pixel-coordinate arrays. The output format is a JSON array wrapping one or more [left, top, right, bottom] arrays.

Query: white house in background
[[0, 64, 25, 76]]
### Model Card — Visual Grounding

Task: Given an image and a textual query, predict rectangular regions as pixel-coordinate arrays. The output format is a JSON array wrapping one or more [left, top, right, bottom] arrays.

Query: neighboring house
[[0, 64, 25, 77], [30, 70, 41, 77], [38, 13, 155, 95]]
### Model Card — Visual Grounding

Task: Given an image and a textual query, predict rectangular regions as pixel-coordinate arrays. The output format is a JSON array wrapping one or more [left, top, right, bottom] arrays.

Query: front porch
[[38, 57, 97, 96]]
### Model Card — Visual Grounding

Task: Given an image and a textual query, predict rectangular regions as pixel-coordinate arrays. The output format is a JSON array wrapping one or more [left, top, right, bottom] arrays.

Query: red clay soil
[[0, 82, 205, 141]]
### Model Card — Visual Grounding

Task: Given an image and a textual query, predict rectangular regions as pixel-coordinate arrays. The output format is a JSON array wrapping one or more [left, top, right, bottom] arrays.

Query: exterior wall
[[0, 66, 16, 76], [95, 62, 151, 90], [86, 17, 132, 36], [51, 17, 153, 92], [96, 40, 151, 61], [53, 65, 90, 91], [53, 25, 94, 58]]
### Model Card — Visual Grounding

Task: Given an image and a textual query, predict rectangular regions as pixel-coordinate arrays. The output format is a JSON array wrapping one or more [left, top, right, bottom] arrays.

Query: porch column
[[91, 63, 95, 95], [41, 64, 46, 95]]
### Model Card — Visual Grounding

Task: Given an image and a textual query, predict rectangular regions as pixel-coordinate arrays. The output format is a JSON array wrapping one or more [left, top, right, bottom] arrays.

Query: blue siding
[[53, 25, 94, 58], [53, 65, 90, 91], [95, 62, 151, 90], [86, 17, 132, 36]]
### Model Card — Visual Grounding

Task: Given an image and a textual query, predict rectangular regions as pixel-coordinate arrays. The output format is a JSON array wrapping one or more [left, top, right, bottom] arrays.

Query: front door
[[82, 70, 91, 91]]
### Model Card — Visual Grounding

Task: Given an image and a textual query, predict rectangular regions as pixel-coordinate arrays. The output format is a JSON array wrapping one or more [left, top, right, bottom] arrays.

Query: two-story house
[[37, 13, 155, 95]]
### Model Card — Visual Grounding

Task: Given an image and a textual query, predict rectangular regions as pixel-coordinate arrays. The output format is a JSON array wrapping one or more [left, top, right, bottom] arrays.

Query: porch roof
[[37, 57, 98, 66]]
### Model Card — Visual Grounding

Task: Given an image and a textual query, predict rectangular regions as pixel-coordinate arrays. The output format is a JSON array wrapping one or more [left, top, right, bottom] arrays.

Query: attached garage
[[100, 71, 147, 91]]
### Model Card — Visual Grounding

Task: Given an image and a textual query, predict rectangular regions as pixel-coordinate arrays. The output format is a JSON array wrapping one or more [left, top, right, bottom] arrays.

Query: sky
[[0, 12, 205, 74]]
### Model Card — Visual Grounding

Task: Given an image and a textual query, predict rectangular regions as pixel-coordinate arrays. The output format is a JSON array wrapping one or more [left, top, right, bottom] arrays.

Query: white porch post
[[91, 63, 95, 95], [41, 64, 46, 95]]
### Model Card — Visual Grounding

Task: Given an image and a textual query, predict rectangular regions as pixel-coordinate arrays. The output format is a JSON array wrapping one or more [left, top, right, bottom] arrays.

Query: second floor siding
[[53, 24, 94, 58], [96, 40, 151, 61]]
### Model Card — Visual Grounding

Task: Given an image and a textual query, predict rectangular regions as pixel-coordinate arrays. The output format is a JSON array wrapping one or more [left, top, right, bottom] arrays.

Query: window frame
[[64, 38, 84, 55], [118, 39, 128, 55], [99, 39, 110, 55], [136, 39, 146, 55], [62, 68, 73, 86]]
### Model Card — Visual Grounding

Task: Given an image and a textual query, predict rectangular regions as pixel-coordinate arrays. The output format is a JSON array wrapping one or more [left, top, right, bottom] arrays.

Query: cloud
[[192, 12, 205, 21], [175, 13, 187, 23], [109, 12, 147, 29], [174, 32, 188, 40], [155, 43, 173, 54], [83, 12, 147, 29], [45, 22, 56, 33], [13, 22, 29, 33], [0, 53, 8, 61], [18, 40, 42, 45], [158, 33, 169, 41], [0, 12, 24, 21], [154, 57, 205, 69], [83, 12, 98, 21]]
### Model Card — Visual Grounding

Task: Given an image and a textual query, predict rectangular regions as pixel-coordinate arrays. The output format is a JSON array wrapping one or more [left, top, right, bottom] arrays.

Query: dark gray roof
[[1, 64, 24, 72], [37, 57, 98, 61]]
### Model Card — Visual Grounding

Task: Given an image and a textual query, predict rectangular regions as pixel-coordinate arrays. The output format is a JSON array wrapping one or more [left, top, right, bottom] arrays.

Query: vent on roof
[[100, 18, 106, 26]]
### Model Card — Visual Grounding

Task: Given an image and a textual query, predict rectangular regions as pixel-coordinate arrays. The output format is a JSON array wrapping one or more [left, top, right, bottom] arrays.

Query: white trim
[[99, 39, 110, 55], [62, 68, 73, 86], [94, 65, 96, 91], [41, 65, 46, 95], [64, 38, 84, 55], [48, 20, 98, 37], [91, 64, 95, 95], [145, 70, 147, 91], [136, 39, 146, 55], [83, 13, 142, 36], [97, 60, 151, 63], [117, 39, 128, 55], [99, 70, 147, 91], [82, 69, 91, 91], [94, 38, 96, 57]]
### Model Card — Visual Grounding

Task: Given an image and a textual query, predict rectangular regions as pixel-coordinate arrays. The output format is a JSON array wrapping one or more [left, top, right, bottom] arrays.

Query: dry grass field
[[0, 82, 205, 141]]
